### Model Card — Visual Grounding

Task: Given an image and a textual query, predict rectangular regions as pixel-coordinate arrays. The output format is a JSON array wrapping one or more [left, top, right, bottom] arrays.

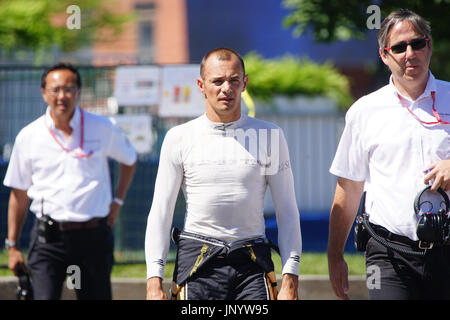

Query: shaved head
[[200, 47, 245, 79]]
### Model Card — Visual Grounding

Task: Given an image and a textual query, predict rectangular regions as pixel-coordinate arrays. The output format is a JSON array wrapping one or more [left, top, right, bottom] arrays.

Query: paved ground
[[0, 275, 368, 300]]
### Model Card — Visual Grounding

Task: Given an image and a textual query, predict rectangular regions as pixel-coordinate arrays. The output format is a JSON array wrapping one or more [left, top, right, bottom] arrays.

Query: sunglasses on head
[[384, 37, 430, 54]]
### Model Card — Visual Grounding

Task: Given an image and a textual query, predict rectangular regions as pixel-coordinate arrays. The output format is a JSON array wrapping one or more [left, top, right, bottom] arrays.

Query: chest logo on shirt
[[228, 128, 281, 175], [187, 128, 282, 176]]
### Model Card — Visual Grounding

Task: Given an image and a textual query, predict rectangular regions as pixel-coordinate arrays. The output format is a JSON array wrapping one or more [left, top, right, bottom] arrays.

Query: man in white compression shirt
[[145, 48, 302, 300]]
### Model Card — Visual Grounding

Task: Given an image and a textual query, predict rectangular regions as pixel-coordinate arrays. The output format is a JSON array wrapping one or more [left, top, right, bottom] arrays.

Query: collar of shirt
[[45, 105, 81, 131], [202, 112, 248, 132], [388, 71, 437, 104]]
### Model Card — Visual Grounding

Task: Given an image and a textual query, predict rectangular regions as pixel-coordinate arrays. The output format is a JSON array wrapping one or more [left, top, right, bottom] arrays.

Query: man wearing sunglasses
[[3, 62, 137, 299], [328, 9, 450, 299]]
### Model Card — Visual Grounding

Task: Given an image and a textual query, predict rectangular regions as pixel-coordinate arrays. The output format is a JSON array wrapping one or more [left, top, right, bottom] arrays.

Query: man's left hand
[[424, 159, 450, 192], [277, 273, 298, 300]]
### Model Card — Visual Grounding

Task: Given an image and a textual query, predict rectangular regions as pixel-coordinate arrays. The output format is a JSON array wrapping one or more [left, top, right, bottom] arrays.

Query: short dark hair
[[41, 62, 82, 89], [200, 47, 245, 79], [378, 9, 432, 50]]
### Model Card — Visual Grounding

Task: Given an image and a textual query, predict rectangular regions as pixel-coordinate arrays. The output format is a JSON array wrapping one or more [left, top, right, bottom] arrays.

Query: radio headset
[[354, 187, 449, 256]]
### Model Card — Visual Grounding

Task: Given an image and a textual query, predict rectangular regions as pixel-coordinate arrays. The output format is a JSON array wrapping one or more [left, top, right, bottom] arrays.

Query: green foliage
[[0, 0, 132, 64], [282, 0, 450, 81], [244, 53, 353, 110], [283, 0, 371, 42]]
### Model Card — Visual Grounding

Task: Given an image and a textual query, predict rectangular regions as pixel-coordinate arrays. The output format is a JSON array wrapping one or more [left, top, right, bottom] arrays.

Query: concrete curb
[[0, 275, 368, 300]]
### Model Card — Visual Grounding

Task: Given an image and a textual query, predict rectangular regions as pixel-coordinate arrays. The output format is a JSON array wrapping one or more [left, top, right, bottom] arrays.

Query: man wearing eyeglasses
[[328, 9, 450, 299], [3, 62, 137, 299]]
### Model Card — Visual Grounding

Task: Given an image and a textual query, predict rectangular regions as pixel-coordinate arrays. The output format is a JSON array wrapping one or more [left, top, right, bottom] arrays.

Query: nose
[[405, 44, 416, 58], [221, 81, 232, 94], [57, 88, 66, 99]]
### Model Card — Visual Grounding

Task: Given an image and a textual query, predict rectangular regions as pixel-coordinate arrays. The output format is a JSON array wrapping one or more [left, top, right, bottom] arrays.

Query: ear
[[197, 77, 205, 95], [242, 74, 249, 92], [379, 48, 389, 66], [75, 88, 81, 101], [41, 88, 49, 104]]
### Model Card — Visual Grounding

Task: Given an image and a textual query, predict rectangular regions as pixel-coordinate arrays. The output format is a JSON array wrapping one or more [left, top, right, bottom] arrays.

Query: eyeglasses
[[384, 37, 430, 54], [45, 86, 78, 96]]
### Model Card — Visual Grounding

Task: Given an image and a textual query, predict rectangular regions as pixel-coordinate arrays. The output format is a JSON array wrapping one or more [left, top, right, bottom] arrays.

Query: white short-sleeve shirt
[[3, 106, 137, 222], [330, 73, 450, 240]]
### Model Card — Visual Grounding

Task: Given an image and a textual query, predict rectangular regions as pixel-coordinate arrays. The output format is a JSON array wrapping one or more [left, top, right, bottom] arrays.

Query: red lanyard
[[46, 109, 93, 158], [398, 91, 449, 125]]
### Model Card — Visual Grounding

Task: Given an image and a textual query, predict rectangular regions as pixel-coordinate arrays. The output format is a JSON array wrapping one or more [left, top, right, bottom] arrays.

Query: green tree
[[282, 0, 450, 81], [0, 0, 132, 64]]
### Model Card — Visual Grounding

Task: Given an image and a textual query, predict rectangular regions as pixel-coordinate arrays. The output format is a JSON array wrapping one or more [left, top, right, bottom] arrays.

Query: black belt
[[174, 229, 268, 251], [57, 217, 107, 231], [172, 228, 280, 254], [370, 223, 420, 247]]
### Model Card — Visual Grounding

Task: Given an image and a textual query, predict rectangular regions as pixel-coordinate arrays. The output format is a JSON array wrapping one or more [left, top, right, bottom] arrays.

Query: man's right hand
[[8, 247, 26, 277], [6, 188, 30, 277], [146, 277, 168, 300], [327, 177, 364, 300], [328, 254, 350, 300]]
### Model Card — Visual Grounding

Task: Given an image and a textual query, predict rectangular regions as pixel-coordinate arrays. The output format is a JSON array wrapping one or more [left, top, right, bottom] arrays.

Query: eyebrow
[[210, 75, 242, 81]]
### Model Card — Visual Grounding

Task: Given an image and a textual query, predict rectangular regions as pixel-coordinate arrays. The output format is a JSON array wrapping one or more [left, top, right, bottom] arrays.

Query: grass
[[0, 250, 366, 278]]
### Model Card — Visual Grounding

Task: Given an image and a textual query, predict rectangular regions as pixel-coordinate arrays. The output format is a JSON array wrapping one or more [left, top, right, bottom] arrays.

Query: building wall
[[153, 0, 189, 64], [186, 0, 378, 67], [92, 0, 138, 65], [91, 0, 189, 66]]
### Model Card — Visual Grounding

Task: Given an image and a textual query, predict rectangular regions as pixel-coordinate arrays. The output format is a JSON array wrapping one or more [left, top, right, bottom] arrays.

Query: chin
[[404, 72, 426, 82], [52, 105, 74, 117]]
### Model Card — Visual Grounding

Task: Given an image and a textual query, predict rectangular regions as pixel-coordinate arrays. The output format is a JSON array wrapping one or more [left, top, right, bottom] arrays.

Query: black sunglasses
[[384, 37, 430, 54]]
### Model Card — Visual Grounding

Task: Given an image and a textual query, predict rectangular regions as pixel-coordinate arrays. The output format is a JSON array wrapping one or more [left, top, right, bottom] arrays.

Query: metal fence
[[0, 65, 346, 263]]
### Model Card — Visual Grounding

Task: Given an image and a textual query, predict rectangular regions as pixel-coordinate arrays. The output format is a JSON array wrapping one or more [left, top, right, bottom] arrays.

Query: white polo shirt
[[330, 73, 450, 240], [3, 106, 137, 222], [145, 113, 302, 279]]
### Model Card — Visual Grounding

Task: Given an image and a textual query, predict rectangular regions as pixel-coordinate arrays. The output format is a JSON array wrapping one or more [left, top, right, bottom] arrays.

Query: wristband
[[113, 197, 124, 206], [5, 239, 17, 250]]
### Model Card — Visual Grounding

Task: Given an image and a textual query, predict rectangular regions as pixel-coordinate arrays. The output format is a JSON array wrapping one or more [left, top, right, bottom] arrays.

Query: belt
[[57, 217, 106, 231], [173, 228, 274, 253], [370, 223, 420, 247]]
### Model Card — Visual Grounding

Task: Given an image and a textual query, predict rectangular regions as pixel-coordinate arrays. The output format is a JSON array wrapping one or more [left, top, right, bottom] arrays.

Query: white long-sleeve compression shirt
[[145, 113, 302, 279]]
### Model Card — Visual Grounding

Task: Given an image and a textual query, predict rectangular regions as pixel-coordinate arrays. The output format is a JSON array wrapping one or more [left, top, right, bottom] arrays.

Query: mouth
[[219, 97, 234, 104], [405, 64, 419, 70], [56, 103, 68, 110]]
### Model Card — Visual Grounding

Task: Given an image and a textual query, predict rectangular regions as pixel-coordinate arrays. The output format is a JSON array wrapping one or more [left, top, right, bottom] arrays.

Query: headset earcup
[[437, 187, 450, 213], [413, 186, 428, 215], [415, 186, 450, 215]]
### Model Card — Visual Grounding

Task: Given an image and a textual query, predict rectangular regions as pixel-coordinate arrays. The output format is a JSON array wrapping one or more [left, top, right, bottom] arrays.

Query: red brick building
[[92, 0, 189, 66]]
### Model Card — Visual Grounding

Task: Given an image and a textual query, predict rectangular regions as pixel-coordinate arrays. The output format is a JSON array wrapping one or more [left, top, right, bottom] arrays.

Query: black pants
[[366, 236, 450, 299], [172, 231, 276, 300], [27, 219, 114, 300], [183, 250, 272, 300]]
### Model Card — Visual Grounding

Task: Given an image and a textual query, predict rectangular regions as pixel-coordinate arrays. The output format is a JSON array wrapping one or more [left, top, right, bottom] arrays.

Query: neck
[[393, 73, 429, 101], [206, 108, 241, 123], [50, 112, 74, 138]]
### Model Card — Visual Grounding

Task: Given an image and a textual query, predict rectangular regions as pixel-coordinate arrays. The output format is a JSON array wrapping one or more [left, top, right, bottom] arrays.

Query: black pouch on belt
[[37, 215, 60, 244], [354, 191, 370, 252]]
